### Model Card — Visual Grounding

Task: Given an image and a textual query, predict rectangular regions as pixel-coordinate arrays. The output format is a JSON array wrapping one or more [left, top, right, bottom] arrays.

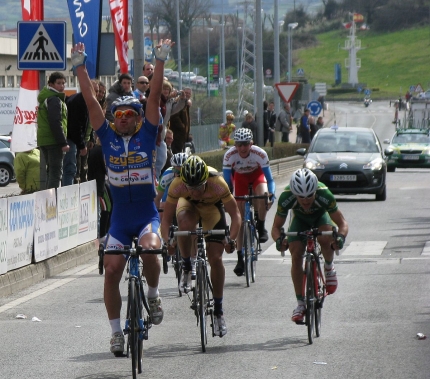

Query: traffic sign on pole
[[274, 82, 300, 104], [307, 101, 322, 116], [18, 21, 66, 71]]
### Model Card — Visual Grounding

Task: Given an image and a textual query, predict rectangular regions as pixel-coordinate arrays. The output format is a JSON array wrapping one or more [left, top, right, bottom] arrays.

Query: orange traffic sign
[[274, 82, 300, 103]]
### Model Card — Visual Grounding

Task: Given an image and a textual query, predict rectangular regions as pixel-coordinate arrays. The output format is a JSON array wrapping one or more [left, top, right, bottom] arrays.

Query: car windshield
[[312, 132, 379, 153], [392, 133, 430, 144]]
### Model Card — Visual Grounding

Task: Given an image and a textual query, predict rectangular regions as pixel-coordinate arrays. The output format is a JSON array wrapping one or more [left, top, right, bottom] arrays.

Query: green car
[[384, 128, 430, 172]]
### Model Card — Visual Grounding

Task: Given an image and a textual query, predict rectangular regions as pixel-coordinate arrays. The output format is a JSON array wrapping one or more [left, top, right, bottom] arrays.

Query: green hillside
[[294, 26, 429, 99]]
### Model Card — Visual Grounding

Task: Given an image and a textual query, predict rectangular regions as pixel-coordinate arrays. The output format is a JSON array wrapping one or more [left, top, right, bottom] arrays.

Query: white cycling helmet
[[233, 128, 253, 142], [290, 168, 318, 197], [170, 152, 189, 167]]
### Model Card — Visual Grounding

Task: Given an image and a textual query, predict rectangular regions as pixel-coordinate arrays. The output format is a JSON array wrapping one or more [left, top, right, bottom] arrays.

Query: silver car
[[0, 139, 15, 186]]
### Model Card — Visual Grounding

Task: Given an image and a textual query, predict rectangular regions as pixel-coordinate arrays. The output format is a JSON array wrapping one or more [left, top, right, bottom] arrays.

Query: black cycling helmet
[[180, 156, 209, 186]]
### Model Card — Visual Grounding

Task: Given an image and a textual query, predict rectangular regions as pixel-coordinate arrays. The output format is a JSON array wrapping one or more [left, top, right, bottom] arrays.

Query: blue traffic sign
[[364, 89, 371, 96], [18, 21, 66, 70], [307, 101, 322, 116], [357, 86, 362, 93]]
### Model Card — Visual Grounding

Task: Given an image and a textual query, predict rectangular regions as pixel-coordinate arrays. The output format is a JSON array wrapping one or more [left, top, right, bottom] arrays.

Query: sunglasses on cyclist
[[185, 182, 206, 191], [297, 193, 316, 200], [113, 109, 139, 119], [235, 141, 250, 147]]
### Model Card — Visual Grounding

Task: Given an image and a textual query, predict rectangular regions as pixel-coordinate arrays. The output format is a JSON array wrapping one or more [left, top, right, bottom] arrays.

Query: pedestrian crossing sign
[[18, 21, 66, 70]]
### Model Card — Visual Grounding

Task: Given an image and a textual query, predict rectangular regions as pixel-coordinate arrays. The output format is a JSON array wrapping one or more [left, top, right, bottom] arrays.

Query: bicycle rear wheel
[[314, 262, 324, 338], [243, 222, 252, 287], [251, 223, 258, 283], [305, 260, 315, 344], [129, 278, 141, 379], [198, 262, 208, 352]]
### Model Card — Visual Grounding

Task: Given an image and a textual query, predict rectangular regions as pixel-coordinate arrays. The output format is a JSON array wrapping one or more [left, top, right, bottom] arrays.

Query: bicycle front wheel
[[174, 247, 182, 297], [129, 278, 141, 379], [314, 262, 324, 338], [305, 260, 315, 345], [198, 262, 208, 352], [243, 222, 252, 287]]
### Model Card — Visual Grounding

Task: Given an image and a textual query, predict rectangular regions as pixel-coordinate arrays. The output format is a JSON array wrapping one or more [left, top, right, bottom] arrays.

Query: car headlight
[[305, 159, 325, 170], [363, 157, 384, 170]]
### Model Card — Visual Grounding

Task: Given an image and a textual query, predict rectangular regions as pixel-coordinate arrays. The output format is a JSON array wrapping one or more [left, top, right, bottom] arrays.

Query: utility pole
[[132, 0, 144, 80]]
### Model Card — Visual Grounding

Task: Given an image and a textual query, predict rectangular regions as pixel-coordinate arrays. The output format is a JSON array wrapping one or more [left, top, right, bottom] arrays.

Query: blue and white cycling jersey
[[96, 119, 158, 204], [157, 166, 176, 202]]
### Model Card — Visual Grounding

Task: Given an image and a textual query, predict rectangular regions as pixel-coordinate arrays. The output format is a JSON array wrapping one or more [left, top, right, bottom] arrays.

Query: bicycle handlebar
[[174, 229, 227, 237], [104, 245, 168, 256]]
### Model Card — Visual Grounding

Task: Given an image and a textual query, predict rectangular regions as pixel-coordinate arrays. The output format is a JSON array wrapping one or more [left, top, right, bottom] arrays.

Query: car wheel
[[387, 166, 396, 173], [375, 186, 386, 201], [0, 164, 12, 187]]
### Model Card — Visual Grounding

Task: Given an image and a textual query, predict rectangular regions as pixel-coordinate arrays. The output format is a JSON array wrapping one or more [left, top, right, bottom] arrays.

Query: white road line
[[341, 241, 387, 255], [421, 241, 430, 255], [0, 264, 97, 314]]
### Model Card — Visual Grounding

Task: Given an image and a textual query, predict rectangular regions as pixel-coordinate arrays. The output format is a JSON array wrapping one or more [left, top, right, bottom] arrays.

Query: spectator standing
[[262, 101, 271, 146], [14, 148, 41, 193], [37, 71, 69, 189], [267, 101, 276, 146], [105, 73, 134, 121], [277, 102, 293, 142], [133, 75, 149, 101], [169, 87, 192, 154], [62, 80, 98, 186], [161, 129, 174, 175], [241, 113, 258, 140], [299, 108, 311, 143], [97, 81, 107, 110]]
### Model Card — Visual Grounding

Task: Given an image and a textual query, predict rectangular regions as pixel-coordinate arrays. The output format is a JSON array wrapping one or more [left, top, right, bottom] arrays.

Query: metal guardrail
[[270, 155, 303, 178]]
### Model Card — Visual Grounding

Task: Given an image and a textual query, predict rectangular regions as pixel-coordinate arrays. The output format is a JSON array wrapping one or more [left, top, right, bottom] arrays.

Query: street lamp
[[287, 22, 298, 83], [176, 0, 182, 89], [207, 27, 213, 97]]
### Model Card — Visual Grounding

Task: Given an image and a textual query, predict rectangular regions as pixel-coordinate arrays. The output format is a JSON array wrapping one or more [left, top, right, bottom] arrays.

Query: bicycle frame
[[234, 185, 268, 286], [173, 227, 227, 352], [283, 227, 337, 344], [98, 239, 167, 377]]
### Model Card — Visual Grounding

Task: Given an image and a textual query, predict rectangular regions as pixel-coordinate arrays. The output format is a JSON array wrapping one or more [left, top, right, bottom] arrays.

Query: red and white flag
[[109, 0, 129, 74], [11, 0, 43, 152]]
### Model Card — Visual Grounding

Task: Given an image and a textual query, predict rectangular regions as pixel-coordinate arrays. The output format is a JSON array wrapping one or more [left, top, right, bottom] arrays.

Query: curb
[[0, 240, 98, 298]]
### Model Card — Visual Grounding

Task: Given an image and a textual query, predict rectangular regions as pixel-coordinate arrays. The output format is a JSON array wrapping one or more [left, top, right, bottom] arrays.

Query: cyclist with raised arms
[[222, 128, 276, 276], [271, 168, 348, 323], [161, 156, 241, 337], [71, 40, 173, 355], [155, 152, 189, 212]]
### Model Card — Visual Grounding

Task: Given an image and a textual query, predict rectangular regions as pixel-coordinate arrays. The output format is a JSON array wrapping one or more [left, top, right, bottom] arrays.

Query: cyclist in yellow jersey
[[161, 156, 241, 337]]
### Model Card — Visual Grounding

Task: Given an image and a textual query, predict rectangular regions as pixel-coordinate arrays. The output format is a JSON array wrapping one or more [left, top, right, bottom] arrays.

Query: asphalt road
[[1, 101, 429, 379]]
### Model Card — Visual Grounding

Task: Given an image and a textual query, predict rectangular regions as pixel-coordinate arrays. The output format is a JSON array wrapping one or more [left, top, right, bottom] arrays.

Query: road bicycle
[[282, 226, 338, 344], [98, 239, 168, 378], [173, 226, 228, 352], [234, 185, 269, 287]]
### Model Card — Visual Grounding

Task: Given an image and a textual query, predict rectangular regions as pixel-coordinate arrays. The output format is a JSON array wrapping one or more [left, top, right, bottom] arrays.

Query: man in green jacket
[[37, 71, 69, 189]]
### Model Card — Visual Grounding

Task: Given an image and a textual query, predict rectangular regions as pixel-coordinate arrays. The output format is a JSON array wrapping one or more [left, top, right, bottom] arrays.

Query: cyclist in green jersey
[[271, 168, 348, 323]]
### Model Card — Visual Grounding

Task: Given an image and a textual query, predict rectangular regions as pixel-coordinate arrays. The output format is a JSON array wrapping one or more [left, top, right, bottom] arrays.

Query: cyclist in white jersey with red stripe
[[222, 128, 276, 276]]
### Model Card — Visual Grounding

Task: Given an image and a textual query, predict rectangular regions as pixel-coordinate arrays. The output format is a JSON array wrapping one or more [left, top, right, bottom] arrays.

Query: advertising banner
[[67, 0, 102, 78], [109, 0, 129, 74], [78, 180, 98, 244], [57, 184, 80, 253], [0, 198, 7, 275], [0, 89, 19, 136], [34, 189, 59, 262], [7, 194, 35, 271]]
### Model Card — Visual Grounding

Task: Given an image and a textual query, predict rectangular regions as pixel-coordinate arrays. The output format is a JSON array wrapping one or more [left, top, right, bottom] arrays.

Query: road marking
[[0, 264, 97, 314], [421, 241, 430, 255], [341, 241, 387, 255]]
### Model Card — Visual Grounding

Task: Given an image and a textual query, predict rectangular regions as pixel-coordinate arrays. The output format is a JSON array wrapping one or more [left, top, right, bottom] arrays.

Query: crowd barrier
[[0, 181, 98, 275]]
